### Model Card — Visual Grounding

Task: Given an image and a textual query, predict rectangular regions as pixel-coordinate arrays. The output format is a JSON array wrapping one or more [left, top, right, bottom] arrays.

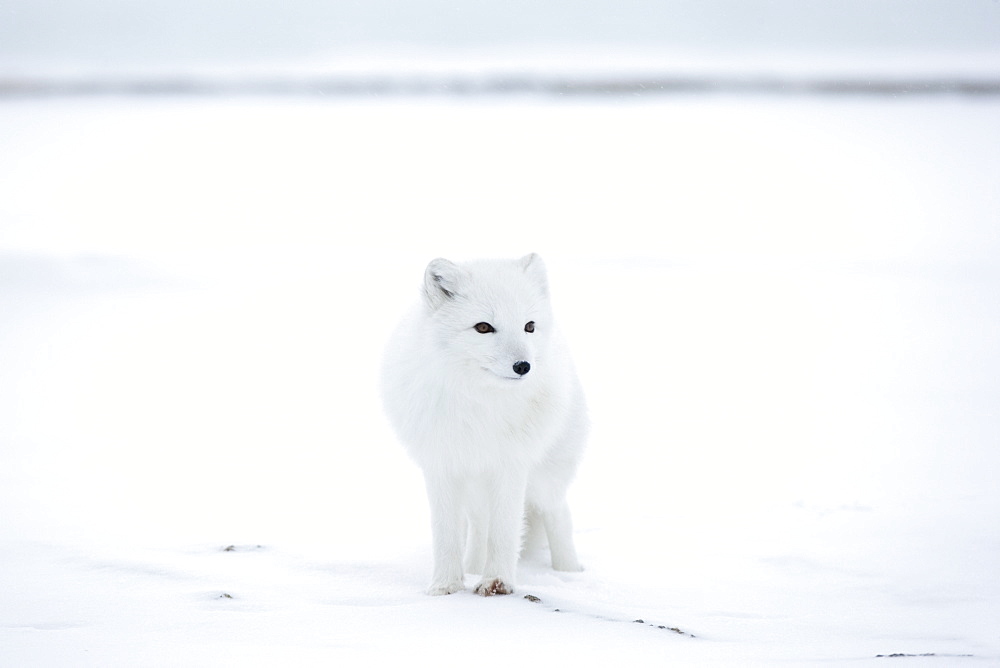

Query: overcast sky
[[2, 0, 999, 73]]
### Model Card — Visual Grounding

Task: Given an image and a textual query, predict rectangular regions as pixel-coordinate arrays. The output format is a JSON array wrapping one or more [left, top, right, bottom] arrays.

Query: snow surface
[[1, 94, 999, 665]]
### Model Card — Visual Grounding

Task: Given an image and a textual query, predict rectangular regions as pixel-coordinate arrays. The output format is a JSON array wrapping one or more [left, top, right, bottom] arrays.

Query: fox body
[[381, 254, 588, 596]]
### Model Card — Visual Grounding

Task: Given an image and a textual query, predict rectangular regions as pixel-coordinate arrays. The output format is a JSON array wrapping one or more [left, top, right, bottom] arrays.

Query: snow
[[1, 94, 999, 665]]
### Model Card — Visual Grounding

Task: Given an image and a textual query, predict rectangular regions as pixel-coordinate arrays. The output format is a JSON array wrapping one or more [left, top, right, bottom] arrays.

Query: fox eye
[[524, 321, 535, 333], [474, 322, 495, 334]]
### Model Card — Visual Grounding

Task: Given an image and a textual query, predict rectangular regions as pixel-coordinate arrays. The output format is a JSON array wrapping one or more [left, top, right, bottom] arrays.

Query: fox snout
[[512, 361, 531, 376]]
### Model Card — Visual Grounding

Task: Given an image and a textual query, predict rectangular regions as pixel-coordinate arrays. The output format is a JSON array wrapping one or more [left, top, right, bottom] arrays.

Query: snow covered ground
[[1, 94, 999, 665]]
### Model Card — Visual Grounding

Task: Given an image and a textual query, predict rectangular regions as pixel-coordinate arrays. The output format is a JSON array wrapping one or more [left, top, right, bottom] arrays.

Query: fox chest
[[409, 387, 563, 470]]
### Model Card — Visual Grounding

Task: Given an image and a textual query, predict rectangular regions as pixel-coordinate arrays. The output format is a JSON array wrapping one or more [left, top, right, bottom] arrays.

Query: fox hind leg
[[541, 499, 583, 572]]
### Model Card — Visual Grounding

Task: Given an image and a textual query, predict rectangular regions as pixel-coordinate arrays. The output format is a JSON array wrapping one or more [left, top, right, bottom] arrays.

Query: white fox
[[381, 254, 588, 596]]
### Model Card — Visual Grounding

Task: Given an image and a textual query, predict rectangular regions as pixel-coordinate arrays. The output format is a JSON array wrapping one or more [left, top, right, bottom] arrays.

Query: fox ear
[[424, 258, 464, 308], [519, 253, 549, 294]]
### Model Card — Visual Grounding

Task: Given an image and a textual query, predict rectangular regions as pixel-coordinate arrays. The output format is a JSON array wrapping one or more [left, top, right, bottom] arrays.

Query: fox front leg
[[423, 473, 466, 595], [474, 471, 528, 596]]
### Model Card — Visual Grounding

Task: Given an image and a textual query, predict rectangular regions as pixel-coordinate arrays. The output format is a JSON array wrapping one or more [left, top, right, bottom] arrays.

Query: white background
[[1, 2, 999, 665]]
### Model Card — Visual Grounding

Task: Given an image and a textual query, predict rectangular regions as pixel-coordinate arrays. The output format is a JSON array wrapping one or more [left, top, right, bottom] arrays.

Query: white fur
[[381, 254, 588, 596]]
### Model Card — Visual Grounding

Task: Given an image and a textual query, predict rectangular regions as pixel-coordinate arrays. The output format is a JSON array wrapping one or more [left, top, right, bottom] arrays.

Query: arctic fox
[[381, 254, 588, 596]]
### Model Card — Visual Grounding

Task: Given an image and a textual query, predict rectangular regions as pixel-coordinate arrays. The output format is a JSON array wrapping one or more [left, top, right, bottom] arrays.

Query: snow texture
[[1, 92, 999, 665]]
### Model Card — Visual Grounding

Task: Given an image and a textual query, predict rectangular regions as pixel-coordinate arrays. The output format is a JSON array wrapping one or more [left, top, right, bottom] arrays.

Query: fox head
[[422, 253, 553, 383]]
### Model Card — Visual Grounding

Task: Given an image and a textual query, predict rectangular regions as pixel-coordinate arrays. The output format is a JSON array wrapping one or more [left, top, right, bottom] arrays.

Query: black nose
[[512, 361, 531, 376]]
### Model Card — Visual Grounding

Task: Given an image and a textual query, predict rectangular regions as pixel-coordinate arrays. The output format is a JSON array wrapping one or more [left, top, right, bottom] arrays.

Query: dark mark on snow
[[222, 545, 264, 553], [523, 596, 694, 637], [875, 653, 974, 659]]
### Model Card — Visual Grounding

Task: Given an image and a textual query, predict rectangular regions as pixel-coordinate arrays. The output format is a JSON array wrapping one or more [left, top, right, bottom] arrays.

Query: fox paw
[[474, 578, 513, 596], [426, 581, 464, 596]]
